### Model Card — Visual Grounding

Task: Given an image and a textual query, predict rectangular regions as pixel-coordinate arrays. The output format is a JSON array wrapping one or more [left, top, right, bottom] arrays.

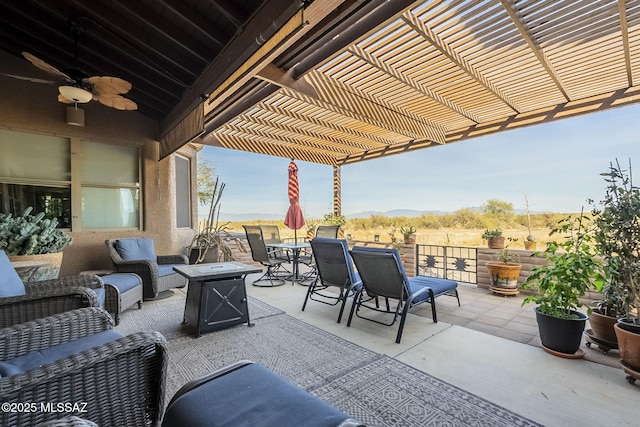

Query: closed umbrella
[[284, 159, 305, 241]]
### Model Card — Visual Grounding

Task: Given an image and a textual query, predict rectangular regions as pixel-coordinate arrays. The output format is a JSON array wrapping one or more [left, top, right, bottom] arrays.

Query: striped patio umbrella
[[284, 159, 305, 240]]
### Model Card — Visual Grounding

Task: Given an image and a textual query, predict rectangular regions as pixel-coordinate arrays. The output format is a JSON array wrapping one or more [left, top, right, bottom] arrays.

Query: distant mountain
[[345, 209, 448, 218], [209, 207, 545, 222]]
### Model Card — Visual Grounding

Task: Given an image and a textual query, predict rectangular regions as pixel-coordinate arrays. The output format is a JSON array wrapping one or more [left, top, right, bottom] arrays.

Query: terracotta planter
[[615, 322, 640, 372], [536, 307, 587, 355], [9, 252, 63, 282], [487, 237, 505, 249], [486, 262, 521, 289], [588, 311, 618, 345]]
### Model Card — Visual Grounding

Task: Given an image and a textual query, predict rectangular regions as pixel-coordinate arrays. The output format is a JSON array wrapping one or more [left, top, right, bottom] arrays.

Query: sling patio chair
[[243, 225, 289, 287], [348, 246, 460, 343], [295, 225, 339, 281], [302, 238, 362, 323], [315, 225, 340, 238], [259, 224, 290, 261]]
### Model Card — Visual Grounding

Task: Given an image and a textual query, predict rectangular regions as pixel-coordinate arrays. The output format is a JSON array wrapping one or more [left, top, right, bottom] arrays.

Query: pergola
[[4, 1, 640, 215], [197, 0, 640, 214]]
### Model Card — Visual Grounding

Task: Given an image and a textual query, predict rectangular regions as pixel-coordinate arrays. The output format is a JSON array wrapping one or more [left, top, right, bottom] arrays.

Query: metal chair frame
[[243, 225, 289, 287], [348, 246, 459, 343], [302, 238, 361, 323]]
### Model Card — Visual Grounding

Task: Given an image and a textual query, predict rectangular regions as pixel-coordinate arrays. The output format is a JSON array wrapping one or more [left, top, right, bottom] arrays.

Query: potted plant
[[481, 229, 504, 249], [0, 206, 73, 280], [400, 225, 416, 244], [187, 179, 246, 264], [521, 212, 605, 357], [486, 244, 522, 292], [592, 159, 640, 378]]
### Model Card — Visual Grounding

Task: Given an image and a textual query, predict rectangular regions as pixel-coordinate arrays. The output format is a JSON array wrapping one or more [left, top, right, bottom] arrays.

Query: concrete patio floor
[[245, 274, 637, 427]]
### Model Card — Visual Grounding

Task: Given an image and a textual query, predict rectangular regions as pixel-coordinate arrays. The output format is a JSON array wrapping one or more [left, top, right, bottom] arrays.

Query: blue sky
[[200, 103, 640, 220]]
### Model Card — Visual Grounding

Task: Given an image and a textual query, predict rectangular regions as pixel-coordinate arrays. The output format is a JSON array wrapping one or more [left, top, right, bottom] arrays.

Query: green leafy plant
[[0, 207, 72, 255], [323, 213, 346, 227], [521, 212, 606, 319], [481, 229, 502, 239], [496, 248, 519, 264], [400, 225, 416, 236], [188, 179, 246, 263], [592, 159, 640, 323]]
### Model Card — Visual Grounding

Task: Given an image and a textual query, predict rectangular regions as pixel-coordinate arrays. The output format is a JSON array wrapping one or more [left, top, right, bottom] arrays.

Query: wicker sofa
[[0, 250, 104, 329], [106, 238, 188, 300], [0, 307, 167, 427]]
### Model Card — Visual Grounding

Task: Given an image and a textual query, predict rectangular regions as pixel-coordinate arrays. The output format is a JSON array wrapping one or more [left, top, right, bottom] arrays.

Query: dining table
[[266, 241, 311, 285]]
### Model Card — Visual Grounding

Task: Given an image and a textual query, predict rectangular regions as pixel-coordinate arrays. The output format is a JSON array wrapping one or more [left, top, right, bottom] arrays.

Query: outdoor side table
[[174, 262, 261, 338]]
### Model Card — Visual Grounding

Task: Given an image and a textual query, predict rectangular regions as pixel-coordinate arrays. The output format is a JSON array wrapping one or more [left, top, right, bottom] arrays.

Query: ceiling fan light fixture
[[59, 85, 92, 103]]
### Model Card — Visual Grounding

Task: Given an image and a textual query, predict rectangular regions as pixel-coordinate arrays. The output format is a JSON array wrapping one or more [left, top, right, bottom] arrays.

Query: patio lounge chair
[[302, 238, 362, 323], [315, 225, 340, 238], [0, 307, 167, 427], [243, 225, 288, 286], [162, 360, 363, 427], [0, 250, 104, 329], [106, 238, 188, 300], [348, 246, 460, 343]]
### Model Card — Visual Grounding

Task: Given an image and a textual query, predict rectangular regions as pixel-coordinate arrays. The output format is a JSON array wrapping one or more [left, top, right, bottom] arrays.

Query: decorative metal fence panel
[[416, 245, 477, 284]]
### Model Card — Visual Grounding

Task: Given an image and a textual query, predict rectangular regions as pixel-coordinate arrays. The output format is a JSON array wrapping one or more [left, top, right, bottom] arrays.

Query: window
[[0, 129, 141, 230], [79, 141, 140, 229], [175, 155, 191, 228], [0, 130, 71, 226]]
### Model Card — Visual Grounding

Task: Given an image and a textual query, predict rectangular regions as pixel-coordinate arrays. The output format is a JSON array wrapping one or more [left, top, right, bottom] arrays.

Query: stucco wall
[[0, 51, 198, 275]]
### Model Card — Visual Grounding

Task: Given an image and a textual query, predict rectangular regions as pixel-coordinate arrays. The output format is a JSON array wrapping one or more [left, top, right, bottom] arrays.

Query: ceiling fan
[[0, 20, 137, 111]]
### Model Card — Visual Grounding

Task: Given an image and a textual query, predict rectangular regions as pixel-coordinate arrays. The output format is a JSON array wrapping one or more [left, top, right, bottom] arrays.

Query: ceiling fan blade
[[22, 52, 72, 81], [95, 93, 138, 110], [85, 76, 132, 94], [0, 72, 58, 85], [57, 94, 75, 104]]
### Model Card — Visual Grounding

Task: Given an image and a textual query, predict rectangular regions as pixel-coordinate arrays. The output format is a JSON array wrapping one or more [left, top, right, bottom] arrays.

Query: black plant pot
[[617, 317, 640, 334], [535, 307, 587, 355]]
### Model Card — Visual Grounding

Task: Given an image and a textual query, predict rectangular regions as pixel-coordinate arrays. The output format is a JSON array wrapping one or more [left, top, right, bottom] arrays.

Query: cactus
[[0, 207, 72, 255]]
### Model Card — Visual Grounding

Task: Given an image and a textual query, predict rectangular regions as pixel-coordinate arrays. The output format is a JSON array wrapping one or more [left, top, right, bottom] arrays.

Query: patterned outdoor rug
[[118, 296, 542, 427], [115, 288, 283, 340]]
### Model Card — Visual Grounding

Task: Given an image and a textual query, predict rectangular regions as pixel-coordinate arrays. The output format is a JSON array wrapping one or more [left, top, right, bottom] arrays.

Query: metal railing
[[416, 244, 477, 284]]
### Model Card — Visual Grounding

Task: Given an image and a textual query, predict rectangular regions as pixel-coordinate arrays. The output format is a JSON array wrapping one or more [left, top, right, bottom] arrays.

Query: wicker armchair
[[0, 307, 167, 427], [0, 273, 104, 329], [105, 238, 188, 300]]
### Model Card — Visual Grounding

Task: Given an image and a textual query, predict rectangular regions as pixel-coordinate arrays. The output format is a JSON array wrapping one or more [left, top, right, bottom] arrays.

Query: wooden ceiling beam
[[401, 10, 521, 114], [499, 0, 571, 101]]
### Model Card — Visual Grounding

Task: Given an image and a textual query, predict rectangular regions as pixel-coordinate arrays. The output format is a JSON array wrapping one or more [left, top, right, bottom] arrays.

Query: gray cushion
[[162, 363, 350, 427], [115, 238, 157, 262], [0, 250, 26, 297], [101, 273, 141, 293], [158, 264, 180, 277], [0, 329, 124, 376]]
